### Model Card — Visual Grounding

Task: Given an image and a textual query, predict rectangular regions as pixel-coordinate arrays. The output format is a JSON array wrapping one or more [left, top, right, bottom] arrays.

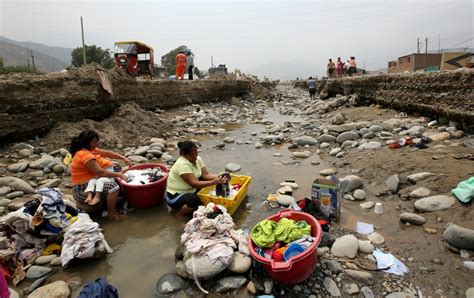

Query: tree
[[71, 45, 115, 69], [0, 57, 3, 68], [161, 45, 188, 75]]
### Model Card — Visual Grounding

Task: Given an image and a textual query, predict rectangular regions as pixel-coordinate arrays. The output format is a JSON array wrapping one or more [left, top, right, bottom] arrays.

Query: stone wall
[[0, 65, 253, 144], [293, 72, 474, 125]]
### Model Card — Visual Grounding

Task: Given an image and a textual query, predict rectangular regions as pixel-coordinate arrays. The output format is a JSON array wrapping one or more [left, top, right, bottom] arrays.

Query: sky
[[1, 0, 473, 79]]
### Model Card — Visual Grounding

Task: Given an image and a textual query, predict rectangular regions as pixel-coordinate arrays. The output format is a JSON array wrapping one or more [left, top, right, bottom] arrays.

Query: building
[[441, 52, 474, 70], [387, 53, 442, 73]]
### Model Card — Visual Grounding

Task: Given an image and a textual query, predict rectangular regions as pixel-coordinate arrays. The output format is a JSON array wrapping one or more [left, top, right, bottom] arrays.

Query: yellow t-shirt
[[166, 156, 204, 195]]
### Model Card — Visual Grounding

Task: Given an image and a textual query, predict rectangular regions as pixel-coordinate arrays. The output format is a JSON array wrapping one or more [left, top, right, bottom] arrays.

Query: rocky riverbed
[[0, 84, 473, 297]]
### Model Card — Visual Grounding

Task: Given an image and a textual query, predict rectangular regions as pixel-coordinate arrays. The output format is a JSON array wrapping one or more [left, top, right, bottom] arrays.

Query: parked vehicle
[[114, 41, 154, 78]]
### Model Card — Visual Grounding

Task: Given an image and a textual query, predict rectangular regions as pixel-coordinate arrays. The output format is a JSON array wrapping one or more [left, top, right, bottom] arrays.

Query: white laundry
[[60, 213, 113, 267]]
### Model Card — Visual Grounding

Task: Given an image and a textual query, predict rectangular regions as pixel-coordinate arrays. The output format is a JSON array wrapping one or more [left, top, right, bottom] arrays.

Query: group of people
[[326, 56, 357, 78], [69, 129, 225, 220], [175, 49, 195, 80]]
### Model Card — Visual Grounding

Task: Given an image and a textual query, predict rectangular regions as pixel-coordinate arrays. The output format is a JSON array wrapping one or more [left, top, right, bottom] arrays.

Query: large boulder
[[341, 175, 363, 192], [29, 154, 56, 169], [228, 252, 252, 274], [28, 281, 70, 298], [443, 223, 474, 250], [331, 235, 359, 258], [414, 195, 455, 212], [155, 273, 187, 295], [382, 118, 401, 131], [0, 177, 34, 193], [399, 213, 426, 226], [184, 254, 230, 280]]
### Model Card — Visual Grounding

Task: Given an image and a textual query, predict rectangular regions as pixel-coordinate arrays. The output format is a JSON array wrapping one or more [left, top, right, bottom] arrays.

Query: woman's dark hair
[[69, 129, 99, 156], [177, 140, 197, 156]]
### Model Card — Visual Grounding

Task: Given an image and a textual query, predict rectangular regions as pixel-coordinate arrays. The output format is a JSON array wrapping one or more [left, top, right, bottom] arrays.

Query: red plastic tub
[[118, 163, 169, 208], [249, 210, 323, 285]]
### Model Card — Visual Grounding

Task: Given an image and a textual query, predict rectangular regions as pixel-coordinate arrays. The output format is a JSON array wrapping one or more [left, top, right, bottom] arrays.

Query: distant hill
[[0, 36, 72, 73]]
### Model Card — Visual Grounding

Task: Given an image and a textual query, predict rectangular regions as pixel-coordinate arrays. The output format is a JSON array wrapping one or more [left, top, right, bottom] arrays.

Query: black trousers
[[188, 65, 194, 80]]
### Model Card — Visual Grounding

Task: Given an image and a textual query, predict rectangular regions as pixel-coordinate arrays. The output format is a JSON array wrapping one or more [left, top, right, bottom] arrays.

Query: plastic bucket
[[248, 210, 323, 285], [118, 163, 169, 208]]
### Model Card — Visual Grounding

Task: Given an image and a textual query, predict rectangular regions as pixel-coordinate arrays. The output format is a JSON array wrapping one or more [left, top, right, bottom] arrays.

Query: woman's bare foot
[[84, 193, 93, 204], [106, 213, 127, 220], [88, 196, 101, 206]]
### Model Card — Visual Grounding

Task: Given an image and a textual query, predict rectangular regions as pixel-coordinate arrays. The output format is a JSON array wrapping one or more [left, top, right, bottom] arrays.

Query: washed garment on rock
[[181, 204, 237, 265], [60, 213, 113, 267], [452, 176, 474, 203]]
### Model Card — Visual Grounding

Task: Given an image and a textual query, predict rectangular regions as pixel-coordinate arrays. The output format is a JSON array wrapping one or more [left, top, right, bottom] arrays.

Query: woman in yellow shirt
[[69, 129, 131, 220], [166, 140, 228, 217]]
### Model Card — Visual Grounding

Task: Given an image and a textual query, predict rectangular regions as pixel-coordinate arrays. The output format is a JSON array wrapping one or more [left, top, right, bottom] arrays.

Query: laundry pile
[[124, 167, 166, 185], [0, 187, 111, 286], [251, 218, 313, 262], [61, 213, 113, 267], [180, 203, 249, 280]]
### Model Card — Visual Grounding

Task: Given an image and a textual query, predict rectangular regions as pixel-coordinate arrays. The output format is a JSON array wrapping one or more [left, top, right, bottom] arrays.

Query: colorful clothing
[[166, 156, 204, 195], [70, 148, 113, 185]]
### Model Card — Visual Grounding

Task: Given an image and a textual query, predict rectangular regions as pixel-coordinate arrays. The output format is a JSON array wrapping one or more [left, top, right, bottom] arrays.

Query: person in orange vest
[[175, 51, 187, 80]]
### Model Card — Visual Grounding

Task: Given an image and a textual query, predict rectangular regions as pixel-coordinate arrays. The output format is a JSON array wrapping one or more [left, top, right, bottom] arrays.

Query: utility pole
[[425, 37, 428, 54], [417, 38, 420, 53], [30, 51, 36, 72], [26, 48, 30, 68], [80, 16, 87, 65], [438, 34, 441, 53]]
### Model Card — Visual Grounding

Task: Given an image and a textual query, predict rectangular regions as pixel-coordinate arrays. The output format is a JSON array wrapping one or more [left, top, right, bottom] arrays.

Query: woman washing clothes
[[69, 129, 132, 220], [166, 140, 229, 217]]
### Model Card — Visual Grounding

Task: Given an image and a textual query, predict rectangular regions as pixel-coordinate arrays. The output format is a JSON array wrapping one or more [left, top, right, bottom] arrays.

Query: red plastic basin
[[249, 210, 323, 285], [118, 163, 169, 208]]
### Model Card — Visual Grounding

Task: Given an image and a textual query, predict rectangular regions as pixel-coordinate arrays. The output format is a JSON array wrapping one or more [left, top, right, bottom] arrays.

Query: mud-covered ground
[[1, 84, 473, 297]]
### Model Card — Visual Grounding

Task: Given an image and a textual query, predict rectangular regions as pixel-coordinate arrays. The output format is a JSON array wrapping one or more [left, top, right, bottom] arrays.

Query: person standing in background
[[349, 56, 357, 76], [186, 50, 194, 80], [344, 60, 351, 76], [307, 76, 317, 100], [327, 59, 336, 78], [336, 57, 344, 79], [175, 51, 187, 80]]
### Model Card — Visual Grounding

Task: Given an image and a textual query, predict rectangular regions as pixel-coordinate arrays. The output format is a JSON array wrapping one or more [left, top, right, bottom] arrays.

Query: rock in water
[[155, 273, 187, 295], [214, 276, 248, 293], [399, 213, 426, 225], [228, 252, 252, 273], [292, 151, 311, 158], [184, 254, 229, 280], [331, 235, 359, 258], [225, 163, 241, 172], [26, 266, 52, 279], [443, 223, 474, 250], [28, 281, 70, 298], [414, 195, 455, 212]]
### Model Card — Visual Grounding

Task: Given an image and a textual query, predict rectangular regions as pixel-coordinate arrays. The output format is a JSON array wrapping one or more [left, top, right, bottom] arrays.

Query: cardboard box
[[311, 176, 342, 221]]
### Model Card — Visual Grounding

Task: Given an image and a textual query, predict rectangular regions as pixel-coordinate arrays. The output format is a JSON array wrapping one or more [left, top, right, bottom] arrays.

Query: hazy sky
[[1, 0, 473, 79]]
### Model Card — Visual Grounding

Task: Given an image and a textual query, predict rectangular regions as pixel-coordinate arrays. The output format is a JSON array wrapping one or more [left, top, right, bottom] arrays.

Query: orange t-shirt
[[70, 148, 113, 185]]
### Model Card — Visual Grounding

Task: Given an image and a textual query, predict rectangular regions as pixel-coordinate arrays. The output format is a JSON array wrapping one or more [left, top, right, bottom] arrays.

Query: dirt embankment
[[0, 65, 260, 145], [292, 72, 474, 128]]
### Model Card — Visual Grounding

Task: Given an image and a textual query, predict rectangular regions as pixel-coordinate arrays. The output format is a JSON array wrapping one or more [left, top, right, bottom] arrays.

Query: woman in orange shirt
[[69, 129, 131, 220]]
